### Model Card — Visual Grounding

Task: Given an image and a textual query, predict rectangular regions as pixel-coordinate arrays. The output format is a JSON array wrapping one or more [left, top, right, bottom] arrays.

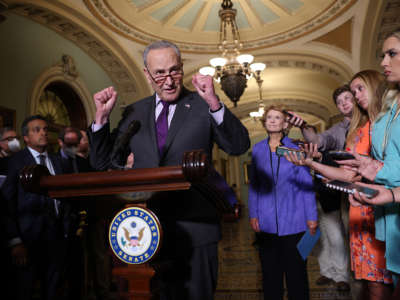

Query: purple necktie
[[156, 100, 170, 156]]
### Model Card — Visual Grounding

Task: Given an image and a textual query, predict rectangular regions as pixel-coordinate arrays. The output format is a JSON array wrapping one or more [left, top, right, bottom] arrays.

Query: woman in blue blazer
[[248, 105, 317, 300]]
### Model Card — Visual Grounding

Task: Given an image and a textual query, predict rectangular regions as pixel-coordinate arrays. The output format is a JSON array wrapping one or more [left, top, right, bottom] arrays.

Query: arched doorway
[[37, 81, 87, 151]]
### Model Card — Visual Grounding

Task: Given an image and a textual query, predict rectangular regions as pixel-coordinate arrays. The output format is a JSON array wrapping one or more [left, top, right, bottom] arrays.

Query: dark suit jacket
[[89, 88, 250, 248], [1, 148, 66, 245]]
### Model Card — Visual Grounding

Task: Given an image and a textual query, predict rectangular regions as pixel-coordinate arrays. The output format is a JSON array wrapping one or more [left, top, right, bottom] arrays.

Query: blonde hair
[[346, 70, 385, 148], [260, 105, 291, 136], [376, 28, 400, 122]]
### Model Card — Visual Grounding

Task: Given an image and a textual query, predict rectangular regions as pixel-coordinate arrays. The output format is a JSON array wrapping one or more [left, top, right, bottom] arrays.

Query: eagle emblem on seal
[[121, 221, 145, 248]]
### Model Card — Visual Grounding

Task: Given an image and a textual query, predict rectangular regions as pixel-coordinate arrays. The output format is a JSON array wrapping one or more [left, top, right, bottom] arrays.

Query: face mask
[[8, 138, 21, 153], [64, 146, 78, 158]]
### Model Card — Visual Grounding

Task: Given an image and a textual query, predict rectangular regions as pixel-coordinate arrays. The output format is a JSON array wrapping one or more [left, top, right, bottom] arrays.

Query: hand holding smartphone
[[324, 179, 378, 198], [276, 146, 305, 159]]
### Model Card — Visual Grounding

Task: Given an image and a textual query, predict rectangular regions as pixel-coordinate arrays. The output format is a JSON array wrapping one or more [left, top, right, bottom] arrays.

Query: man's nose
[[164, 75, 174, 85]]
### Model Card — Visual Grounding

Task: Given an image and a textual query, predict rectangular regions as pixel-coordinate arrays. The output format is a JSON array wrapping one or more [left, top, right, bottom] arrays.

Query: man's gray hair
[[0, 127, 15, 140], [143, 40, 181, 68]]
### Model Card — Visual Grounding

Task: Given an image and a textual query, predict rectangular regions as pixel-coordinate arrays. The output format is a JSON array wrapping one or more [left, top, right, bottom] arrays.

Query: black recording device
[[110, 120, 141, 170], [282, 110, 309, 129], [327, 150, 370, 161], [327, 150, 355, 160]]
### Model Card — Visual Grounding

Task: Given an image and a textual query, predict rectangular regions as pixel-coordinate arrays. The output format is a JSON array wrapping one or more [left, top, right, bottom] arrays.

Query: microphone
[[111, 120, 141, 169]]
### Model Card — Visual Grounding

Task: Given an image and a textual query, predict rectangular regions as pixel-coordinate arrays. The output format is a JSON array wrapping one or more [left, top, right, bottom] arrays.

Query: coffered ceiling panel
[[84, 0, 357, 52]]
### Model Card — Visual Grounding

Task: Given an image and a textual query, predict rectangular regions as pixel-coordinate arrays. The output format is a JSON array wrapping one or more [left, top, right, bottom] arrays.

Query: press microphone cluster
[[111, 120, 141, 170]]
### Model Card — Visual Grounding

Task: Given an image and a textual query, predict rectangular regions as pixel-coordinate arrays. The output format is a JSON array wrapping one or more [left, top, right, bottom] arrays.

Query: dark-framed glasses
[[146, 67, 183, 85]]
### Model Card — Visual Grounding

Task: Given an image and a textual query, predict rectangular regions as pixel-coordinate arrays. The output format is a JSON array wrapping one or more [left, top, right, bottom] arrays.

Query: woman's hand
[[336, 152, 383, 181], [307, 220, 318, 235], [284, 143, 320, 167], [351, 182, 394, 206], [250, 218, 260, 232], [348, 194, 363, 207]]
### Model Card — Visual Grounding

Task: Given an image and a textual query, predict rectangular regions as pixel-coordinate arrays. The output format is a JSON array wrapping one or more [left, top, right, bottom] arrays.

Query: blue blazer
[[248, 136, 317, 236]]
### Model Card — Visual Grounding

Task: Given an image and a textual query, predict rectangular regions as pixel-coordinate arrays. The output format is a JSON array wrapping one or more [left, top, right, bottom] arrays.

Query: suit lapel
[[163, 91, 192, 156], [49, 153, 63, 175], [144, 94, 159, 157], [22, 148, 36, 166]]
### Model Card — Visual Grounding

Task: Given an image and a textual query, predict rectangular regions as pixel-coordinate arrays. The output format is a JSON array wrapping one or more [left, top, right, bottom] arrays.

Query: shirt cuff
[[209, 102, 224, 125], [92, 121, 106, 132], [8, 237, 22, 248]]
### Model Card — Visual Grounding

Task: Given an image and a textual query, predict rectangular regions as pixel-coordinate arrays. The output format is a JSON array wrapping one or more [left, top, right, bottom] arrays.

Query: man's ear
[[143, 68, 152, 85], [57, 139, 64, 148]]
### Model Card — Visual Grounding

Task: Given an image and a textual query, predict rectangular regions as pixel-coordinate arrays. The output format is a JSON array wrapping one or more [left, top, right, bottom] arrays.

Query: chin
[[162, 91, 180, 102]]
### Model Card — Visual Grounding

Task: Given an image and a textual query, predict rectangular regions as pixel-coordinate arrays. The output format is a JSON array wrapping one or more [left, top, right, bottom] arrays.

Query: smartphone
[[325, 180, 378, 198], [282, 110, 295, 119], [327, 151, 355, 160], [282, 110, 309, 129], [276, 146, 305, 159]]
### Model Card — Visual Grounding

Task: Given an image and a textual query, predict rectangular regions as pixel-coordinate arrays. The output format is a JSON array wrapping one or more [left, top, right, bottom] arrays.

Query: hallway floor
[[215, 211, 353, 300]]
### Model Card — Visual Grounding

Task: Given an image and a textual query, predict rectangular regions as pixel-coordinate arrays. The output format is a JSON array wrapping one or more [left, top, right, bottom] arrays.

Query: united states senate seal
[[109, 206, 162, 264]]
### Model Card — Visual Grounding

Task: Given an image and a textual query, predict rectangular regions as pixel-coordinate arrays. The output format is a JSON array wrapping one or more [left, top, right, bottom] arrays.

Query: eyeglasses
[[146, 67, 183, 85], [1, 136, 18, 142]]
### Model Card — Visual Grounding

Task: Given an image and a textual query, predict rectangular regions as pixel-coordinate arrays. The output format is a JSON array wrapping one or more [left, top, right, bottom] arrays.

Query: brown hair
[[346, 70, 384, 147], [260, 104, 291, 136], [332, 84, 352, 106]]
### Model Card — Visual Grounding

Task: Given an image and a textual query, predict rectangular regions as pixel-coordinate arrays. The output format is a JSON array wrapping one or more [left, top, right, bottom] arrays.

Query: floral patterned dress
[[345, 121, 392, 283]]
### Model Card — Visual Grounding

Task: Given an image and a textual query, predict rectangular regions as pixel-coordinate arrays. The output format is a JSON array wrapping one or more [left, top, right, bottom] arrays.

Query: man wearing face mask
[[0, 127, 21, 175], [0, 127, 21, 298], [58, 127, 92, 174]]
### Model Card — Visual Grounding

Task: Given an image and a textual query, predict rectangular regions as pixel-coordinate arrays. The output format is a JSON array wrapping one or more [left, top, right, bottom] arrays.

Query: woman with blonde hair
[[248, 105, 317, 300]]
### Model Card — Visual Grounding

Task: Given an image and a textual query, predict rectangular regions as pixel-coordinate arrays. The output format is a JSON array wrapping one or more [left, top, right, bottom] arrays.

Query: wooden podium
[[20, 150, 230, 300]]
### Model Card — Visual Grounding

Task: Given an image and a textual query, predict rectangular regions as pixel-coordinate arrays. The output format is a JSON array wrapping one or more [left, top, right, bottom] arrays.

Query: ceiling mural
[[84, 0, 357, 53]]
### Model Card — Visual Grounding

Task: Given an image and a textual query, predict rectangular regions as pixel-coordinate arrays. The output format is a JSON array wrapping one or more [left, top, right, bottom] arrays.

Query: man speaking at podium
[[89, 40, 250, 300]]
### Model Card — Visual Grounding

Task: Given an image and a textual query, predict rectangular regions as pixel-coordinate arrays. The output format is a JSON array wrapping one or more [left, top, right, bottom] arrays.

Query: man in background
[[288, 85, 354, 291], [2, 115, 69, 300], [0, 126, 20, 174]]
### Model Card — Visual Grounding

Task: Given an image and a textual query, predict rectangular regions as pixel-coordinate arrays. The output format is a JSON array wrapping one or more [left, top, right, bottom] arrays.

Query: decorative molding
[[265, 59, 345, 81], [232, 98, 332, 123], [28, 57, 95, 125], [84, 0, 357, 53], [375, 0, 400, 61], [9, 3, 138, 104]]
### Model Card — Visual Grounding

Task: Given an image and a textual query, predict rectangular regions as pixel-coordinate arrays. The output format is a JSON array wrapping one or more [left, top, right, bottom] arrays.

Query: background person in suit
[[0, 126, 20, 174], [88, 40, 250, 300], [1, 115, 70, 300]]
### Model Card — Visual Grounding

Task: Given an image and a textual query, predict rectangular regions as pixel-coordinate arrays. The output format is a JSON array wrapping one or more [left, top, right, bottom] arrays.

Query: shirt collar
[[155, 93, 179, 106], [27, 147, 48, 159]]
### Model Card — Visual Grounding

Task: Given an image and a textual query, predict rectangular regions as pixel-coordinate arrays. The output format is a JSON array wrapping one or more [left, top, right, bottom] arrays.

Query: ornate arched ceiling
[[83, 0, 357, 53]]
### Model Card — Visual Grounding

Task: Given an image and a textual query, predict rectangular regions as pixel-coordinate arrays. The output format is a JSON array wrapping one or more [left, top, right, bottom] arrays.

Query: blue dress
[[371, 101, 400, 276]]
